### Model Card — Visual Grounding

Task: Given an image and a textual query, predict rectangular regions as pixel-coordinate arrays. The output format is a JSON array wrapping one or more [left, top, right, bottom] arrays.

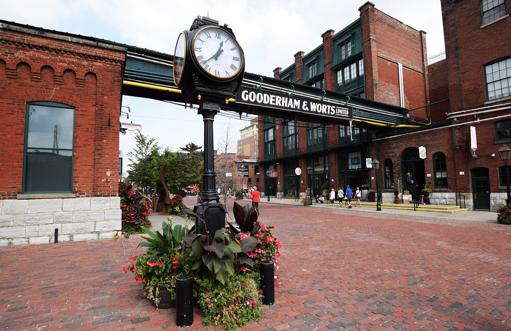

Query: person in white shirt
[[355, 187, 362, 207], [337, 187, 344, 206], [329, 188, 336, 204]]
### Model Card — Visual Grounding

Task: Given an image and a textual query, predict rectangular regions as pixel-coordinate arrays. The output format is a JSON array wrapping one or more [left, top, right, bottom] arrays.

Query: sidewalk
[[249, 197, 498, 224]]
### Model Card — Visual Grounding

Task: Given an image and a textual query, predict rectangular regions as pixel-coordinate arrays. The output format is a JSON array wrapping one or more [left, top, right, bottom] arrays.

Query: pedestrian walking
[[354, 187, 361, 207], [251, 186, 260, 214], [337, 187, 344, 206], [345, 185, 353, 208], [329, 188, 336, 204]]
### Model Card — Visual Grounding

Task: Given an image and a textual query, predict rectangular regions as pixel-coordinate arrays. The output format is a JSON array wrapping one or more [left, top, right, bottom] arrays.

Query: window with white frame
[[308, 61, 317, 78], [337, 69, 343, 86], [481, 0, 508, 25], [485, 57, 511, 101], [340, 40, 352, 60], [358, 59, 364, 76]]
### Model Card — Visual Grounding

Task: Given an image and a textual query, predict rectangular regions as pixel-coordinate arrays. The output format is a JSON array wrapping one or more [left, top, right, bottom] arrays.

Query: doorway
[[401, 147, 425, 192], [471, 167, 490, 210]]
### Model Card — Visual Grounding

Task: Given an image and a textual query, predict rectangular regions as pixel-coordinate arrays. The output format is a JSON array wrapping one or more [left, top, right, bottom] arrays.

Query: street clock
[[173, 17, 245, 103]]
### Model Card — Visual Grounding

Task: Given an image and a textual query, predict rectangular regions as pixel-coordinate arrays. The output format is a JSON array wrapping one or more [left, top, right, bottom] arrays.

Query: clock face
[[173, 31, 187, 85], [192, 26, 244, 80]]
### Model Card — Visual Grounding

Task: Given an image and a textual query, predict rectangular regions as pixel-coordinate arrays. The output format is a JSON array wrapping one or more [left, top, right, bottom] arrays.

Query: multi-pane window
[[350, 63, 357, 80], [485, 58, 511, 101], [499, 165, 511, 187], [307, 123, 325, 146], [481, 0, 508, 25], [264, 126, 275, 157], [308, 62, 317, 78], [496, 120, 511, 142], [340, 40, 352, 60], [338, 59, 364, 86], [24, 102, 74, 193], [433, 152, 448, 188], [384, 159, 394, 189], [343, 67, 350, 83], [312, 79, 324, 89], [283, 121, 297, 152], [348, 151, 362, 170], [339, 124, 366, 143]]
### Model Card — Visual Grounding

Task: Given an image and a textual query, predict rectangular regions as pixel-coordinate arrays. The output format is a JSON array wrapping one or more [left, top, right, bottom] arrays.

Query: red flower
[[128, 255, 137, 261], [240, 233, 252, 241], [147, 261, 164, 267]]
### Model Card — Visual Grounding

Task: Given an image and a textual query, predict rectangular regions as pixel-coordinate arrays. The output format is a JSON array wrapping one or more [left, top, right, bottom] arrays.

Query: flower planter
[[149, 284, 175, 309]]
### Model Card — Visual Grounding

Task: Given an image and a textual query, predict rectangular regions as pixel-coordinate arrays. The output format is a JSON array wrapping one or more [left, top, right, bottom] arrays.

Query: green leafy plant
[[186, 228, 257, 285], [124, 218, 191, 307], [497, 205, 511, 224], [197, 273, 262, 330]]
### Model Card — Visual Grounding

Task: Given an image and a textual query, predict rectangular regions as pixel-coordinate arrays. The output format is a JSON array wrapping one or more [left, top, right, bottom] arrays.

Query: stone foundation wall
[[0, 197, 121, 246], [490, 193, 507, 212]]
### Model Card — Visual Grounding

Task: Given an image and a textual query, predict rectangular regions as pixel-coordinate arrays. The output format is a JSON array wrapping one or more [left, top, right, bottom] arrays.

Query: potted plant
[[125, 219, 190, 308], [497, 205, 511, 224]]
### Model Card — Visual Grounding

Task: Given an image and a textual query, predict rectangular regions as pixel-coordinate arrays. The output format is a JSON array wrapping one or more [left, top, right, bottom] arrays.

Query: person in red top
[[251, 186, 260, 214]]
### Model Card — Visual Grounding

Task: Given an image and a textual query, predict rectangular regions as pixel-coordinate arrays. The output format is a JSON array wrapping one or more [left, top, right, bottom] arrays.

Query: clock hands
[[204, 41, 224, 63]]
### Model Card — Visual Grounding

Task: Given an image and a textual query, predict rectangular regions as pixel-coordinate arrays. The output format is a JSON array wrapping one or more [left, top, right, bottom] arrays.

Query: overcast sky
[[2, 0, 445, 172]]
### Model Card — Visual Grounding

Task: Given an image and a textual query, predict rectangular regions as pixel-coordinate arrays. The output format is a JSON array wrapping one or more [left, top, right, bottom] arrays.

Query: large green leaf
[[190, 239, 203, 257], [212, 258, 222, 274], [216, 271, 227, 285], [240, 237, 258, 253], [238, 257, 254, 266], [203, 241, 225, 259], [224, 259, 235, 275], [225, 241, 241, 255], [203, 255, 213, 272]]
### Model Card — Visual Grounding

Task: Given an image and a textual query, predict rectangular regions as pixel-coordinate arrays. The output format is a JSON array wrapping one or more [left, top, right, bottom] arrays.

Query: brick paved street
[[1, 200, 511, 330]]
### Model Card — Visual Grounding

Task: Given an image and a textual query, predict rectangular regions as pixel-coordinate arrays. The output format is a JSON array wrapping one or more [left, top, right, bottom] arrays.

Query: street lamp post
[[374, 159, 382, 211], [498, 145, 511, 207]]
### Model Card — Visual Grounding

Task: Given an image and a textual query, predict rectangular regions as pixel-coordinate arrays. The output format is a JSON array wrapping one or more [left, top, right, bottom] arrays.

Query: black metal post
[[506, 159, 510, 207], [376, 168, 382, 211], [260, 261, 275, 305], [54, 228, 58, 244], [193, 101, 226, 236], [200, 101, 220, 203], [176, 274, 193, 327]]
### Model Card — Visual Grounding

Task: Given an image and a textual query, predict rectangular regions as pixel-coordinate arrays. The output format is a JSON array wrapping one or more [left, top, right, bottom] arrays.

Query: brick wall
[[441, 0, 511, 111], [0, 24, 125, 245], [0, 28, 125, 198], [360, 2, 429, 121], [427, 60, 450, 122]]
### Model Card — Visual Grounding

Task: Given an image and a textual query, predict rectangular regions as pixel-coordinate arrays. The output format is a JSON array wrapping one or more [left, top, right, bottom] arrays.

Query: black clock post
[[194, 100, 226, 236], [173, 17, 245, 237]]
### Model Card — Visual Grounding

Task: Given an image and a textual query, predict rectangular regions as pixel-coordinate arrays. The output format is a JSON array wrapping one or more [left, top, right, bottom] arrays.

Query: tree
[[127, 131, 161, 195], [180, 142, 202, 153]]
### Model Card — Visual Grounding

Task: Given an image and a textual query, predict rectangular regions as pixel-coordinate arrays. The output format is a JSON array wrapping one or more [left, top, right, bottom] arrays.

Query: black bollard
[[260, 261, 275, 305], [54, 228, 58, 244], [176, 274, 193, 327]]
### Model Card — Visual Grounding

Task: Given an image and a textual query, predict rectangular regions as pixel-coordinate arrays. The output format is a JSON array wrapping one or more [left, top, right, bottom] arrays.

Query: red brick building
[[371, 0, 511, 211], [0, 21, 124, 245], [259, 2, 430, 199], [259, 0, 511, 211]]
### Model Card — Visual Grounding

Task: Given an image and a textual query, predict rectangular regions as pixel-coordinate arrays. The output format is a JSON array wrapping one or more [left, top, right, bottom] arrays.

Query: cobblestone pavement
[[1, 199, 511, 330]]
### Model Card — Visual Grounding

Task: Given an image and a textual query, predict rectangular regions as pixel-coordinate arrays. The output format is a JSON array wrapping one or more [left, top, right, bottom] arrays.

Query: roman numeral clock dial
[[191, 26, 244, 80]]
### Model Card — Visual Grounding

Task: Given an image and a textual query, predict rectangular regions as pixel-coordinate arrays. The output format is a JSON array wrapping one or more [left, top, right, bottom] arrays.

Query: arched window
[[384, 159, 394, 189], [24, 102, 74, 193], [433, 152, 448, 189]]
